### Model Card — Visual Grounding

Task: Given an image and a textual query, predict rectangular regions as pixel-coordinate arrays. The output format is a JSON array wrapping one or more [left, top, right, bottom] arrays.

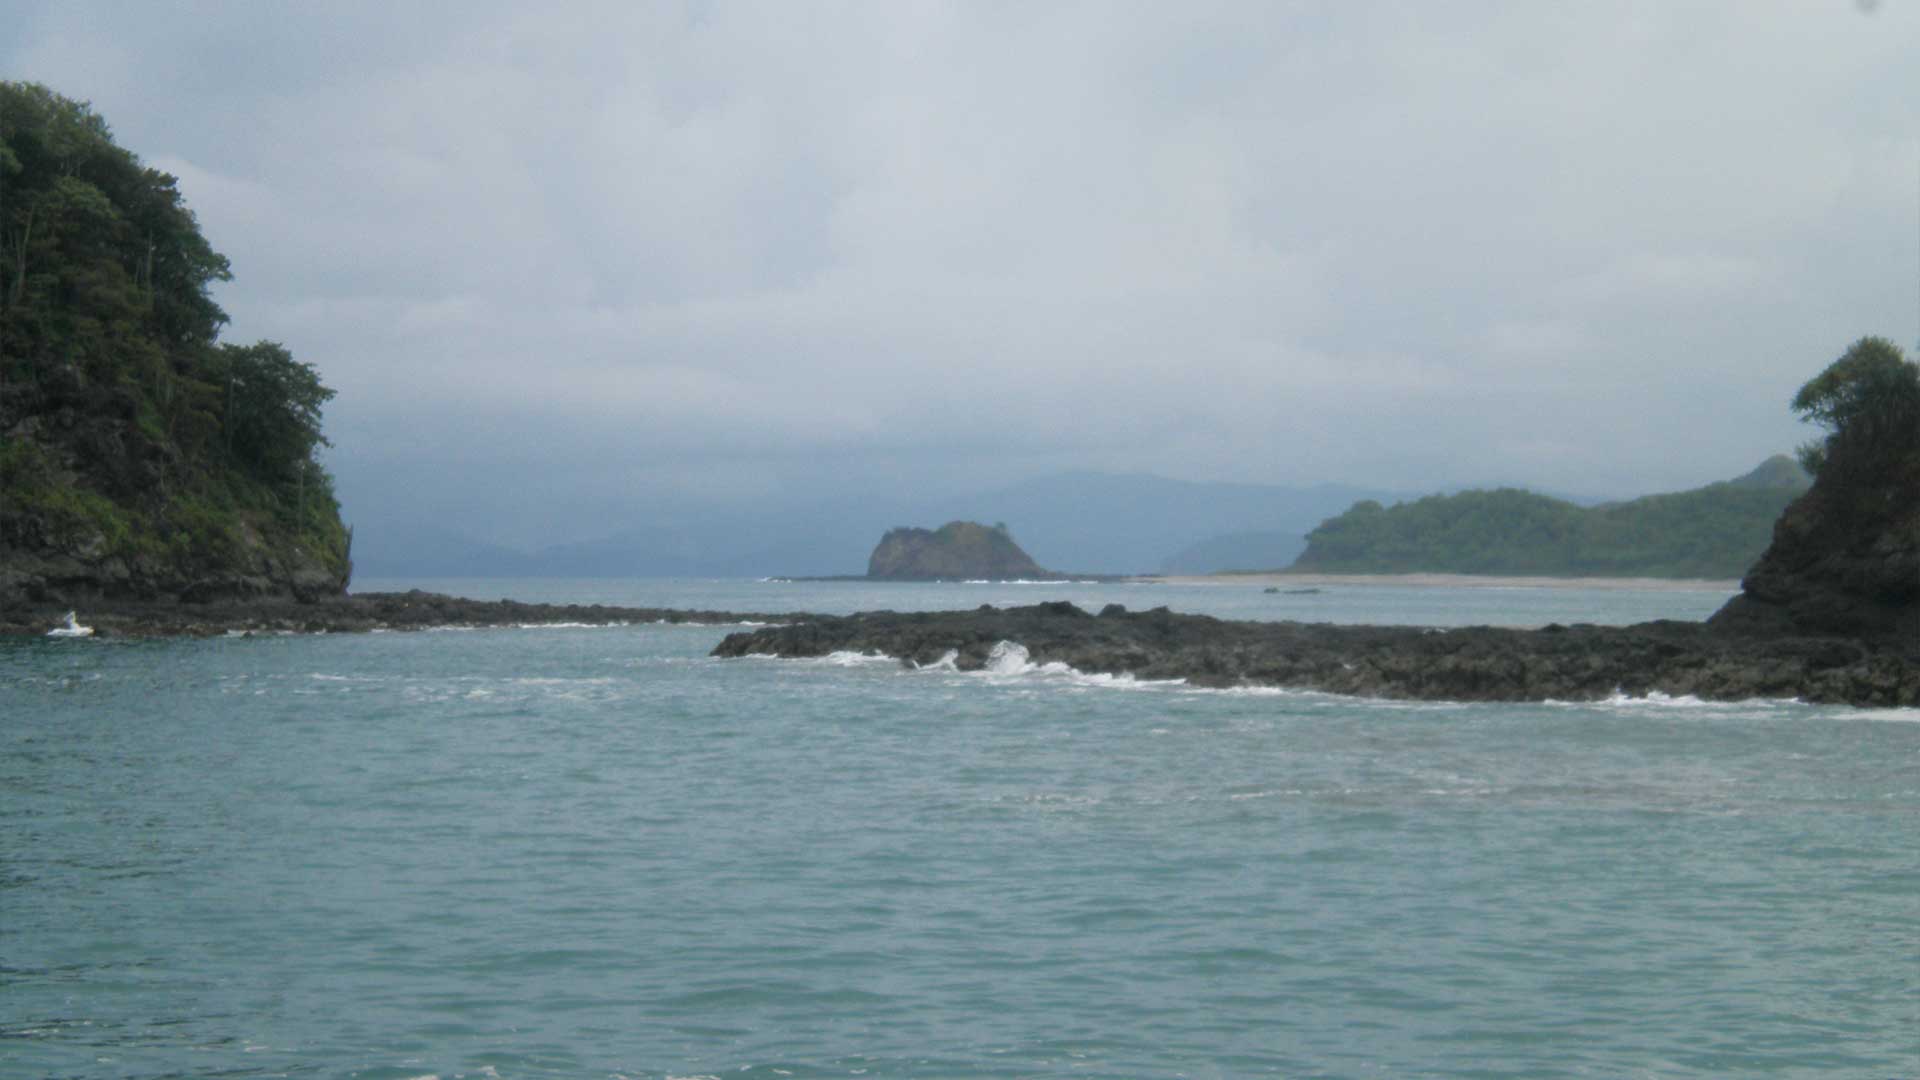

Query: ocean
[[4, 577, 1916, 1079]]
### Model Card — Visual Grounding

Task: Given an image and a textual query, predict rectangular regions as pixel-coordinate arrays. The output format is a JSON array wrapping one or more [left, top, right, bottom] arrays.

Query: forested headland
[[1289, 457, 1809, 579], [1, 82, 348, 604]]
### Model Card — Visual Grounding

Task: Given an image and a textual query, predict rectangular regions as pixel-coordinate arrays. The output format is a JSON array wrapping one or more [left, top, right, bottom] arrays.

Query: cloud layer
[[8, 1, 1917, 544]]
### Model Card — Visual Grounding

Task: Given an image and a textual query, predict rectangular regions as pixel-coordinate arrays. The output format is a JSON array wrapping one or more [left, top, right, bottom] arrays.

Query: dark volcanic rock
[[0, 590, 800, 639], [1709, 445, 1919, 642], [713, 601, 1919, 706], [867, 521, 1046, 580]]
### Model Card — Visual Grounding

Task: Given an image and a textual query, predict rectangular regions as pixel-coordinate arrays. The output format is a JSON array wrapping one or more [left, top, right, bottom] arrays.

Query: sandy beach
[[1157, 572, 1741, 592]]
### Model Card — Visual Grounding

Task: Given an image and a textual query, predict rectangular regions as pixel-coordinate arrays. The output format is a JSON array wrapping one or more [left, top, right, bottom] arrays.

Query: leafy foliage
[[212, 341, 335, 482], [1293, 460, 1809, 579], [0, 82, 348, 591], [1790, 336, 1920, 480]]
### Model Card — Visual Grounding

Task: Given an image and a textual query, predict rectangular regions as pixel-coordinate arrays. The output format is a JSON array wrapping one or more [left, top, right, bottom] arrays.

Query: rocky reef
[[0, 590, 800, 638], [711, 601, 1918, 706], [867, 521, 1048, 580]]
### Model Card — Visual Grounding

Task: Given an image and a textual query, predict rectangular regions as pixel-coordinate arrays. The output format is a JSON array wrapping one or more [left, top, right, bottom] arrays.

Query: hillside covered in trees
[[1, 83, 348, 604], [1290, 457, 1809, 579]]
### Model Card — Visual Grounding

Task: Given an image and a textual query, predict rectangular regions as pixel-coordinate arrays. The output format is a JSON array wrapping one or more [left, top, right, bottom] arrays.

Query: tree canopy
[[1791, 336, 1920, 479]]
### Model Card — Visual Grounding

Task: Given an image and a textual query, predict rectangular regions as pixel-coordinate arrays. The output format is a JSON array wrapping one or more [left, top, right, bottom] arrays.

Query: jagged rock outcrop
[[0, 378, 351, 606], [1709, 449, 1919, 641], [867, 521, 1047, 580]]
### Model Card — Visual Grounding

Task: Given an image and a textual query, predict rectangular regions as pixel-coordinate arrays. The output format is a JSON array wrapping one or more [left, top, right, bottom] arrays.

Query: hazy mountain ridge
[[1291, 456, 1810, 579], [352, 472, 1401, 580]]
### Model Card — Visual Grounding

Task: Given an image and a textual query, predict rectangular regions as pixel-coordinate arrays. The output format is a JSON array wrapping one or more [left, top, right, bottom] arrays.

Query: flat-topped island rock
[[866, 521, 1049, 580]]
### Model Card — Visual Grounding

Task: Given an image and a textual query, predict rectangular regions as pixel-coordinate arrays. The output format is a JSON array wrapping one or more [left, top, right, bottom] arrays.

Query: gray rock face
[[867, 521, 1047, 580], [0, 517, 347, 606], [1709, 435, 1919, 642]]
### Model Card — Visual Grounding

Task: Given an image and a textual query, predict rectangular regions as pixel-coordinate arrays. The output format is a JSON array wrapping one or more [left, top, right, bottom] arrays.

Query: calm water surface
[[3, 579, 1915, 1078]]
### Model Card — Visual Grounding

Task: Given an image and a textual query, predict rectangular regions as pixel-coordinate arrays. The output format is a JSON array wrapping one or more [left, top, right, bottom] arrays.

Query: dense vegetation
[[1789, 336, 1920, 485], [0, 82, 348, 601], [1290, 458, 1808, 579]]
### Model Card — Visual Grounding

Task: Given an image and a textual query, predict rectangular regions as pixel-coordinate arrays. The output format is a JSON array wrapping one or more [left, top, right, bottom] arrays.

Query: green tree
[[1, 82, 229, 394], [1791, 337, 1920, 477], [214, 340, 335, 482]]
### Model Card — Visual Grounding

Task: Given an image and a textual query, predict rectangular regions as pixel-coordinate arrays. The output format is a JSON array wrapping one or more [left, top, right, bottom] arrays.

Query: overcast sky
[[7, 1, 1917, 545]]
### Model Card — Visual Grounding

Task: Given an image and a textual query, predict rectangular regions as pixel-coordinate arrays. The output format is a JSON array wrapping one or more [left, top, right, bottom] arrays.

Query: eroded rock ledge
[[712, 601, 1919, 706]]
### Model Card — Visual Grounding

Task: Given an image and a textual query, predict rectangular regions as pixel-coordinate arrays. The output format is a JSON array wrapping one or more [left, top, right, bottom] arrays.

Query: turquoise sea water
[[4, 579, 1916, 1079]]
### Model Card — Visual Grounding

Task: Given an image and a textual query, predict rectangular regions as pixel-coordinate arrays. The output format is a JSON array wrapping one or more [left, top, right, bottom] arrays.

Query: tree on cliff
[[1791, 336, 1920, 479], [212, 341, 334, 483]]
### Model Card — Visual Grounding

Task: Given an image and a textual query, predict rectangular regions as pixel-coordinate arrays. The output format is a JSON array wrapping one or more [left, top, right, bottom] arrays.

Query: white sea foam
[[913, 649, 960, 672], [962, 578, 1103, 585], [1580, 690, 1803, 711], [973, 641, 1181, 691], [1604, 690, 1714, 707], [819, 650, 897, 667], [1853, 707, 1920, 723]]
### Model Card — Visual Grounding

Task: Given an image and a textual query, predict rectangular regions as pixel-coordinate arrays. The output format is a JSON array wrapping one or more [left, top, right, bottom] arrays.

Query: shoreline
[[0, 591, 803, 639], [1159, 572, 1741, 592], [7, 590, 1913, 705]]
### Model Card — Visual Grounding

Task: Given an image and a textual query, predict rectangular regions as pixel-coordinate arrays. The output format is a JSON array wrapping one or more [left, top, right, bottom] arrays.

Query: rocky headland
[[2, 85, 351, 609]]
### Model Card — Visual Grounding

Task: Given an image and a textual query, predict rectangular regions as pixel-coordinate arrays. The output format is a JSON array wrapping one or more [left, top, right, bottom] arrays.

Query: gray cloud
[[7, 1, 1916, 545]]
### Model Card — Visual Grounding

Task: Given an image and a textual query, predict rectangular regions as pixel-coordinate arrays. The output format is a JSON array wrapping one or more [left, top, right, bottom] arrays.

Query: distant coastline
[[1163, 571, 1741, 592]]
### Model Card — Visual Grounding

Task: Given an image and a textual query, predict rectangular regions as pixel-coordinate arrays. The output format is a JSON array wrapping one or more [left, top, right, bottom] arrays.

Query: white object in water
[[47, 611, 94, 638]]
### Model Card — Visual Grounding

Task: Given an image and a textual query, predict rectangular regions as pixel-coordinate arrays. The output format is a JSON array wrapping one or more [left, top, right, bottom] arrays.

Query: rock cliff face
[[1709, 443, 1919, 641], [0, 364, 351, 607], [867, 521, 1047, 580]]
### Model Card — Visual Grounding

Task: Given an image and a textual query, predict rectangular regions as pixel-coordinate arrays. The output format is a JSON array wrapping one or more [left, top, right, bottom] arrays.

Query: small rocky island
[[867, 521, 1050, 580]]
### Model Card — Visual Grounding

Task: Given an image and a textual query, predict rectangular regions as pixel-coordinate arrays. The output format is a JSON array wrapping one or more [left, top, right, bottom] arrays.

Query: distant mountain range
[[351, 471, 1399, 580], [352, 459, 1809, 582]]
